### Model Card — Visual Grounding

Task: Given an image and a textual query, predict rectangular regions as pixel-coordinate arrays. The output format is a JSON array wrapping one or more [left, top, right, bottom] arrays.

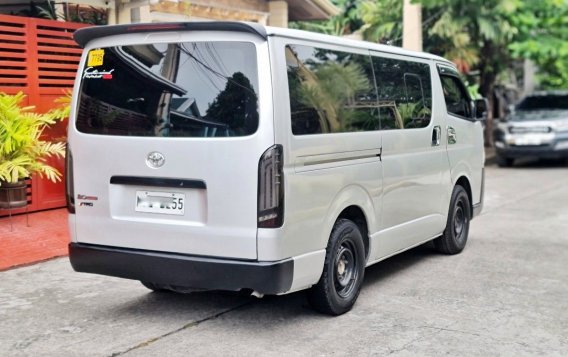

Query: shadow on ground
[[103, 241, 439, 325]]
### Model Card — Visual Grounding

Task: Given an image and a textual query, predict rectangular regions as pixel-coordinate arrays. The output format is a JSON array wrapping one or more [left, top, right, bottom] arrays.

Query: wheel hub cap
[[334, 242, 358, 297]]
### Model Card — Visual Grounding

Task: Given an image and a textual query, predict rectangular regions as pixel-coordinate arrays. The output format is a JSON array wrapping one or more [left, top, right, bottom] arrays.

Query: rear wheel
[[307, 219, 365, 315], [434, 185, 471, 254]]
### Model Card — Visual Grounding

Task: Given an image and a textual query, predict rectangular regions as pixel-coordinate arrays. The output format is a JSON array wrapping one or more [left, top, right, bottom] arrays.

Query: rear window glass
[[517, 94, 568, 110], [76, 42, 259, 137]]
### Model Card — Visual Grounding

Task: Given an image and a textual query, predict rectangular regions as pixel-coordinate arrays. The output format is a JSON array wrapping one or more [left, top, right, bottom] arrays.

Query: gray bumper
[[69, 243, 294, 295]]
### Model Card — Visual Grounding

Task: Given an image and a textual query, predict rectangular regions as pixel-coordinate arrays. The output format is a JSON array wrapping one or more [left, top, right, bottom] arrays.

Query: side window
[[440, 75, 472, 118], [372, 56, 432, 130], [286, 45, 379, 135]]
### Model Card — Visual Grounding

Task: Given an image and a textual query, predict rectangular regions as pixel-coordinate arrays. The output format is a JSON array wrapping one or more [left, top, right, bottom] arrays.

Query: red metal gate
[[0, 14, 88, 215]]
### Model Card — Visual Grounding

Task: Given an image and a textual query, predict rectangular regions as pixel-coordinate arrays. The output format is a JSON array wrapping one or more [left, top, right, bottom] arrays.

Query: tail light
[[65, 145, 75, 213], [258, 145, 284, 228]]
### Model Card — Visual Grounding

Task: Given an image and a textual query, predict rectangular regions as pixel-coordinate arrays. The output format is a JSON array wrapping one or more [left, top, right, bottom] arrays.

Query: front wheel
[[434, 185, 471, 255], [307, 219, 366, 315]]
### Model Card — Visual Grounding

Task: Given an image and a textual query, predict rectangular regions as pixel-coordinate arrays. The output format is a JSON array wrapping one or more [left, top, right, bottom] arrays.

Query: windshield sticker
[[83, 67, 114, 80], [87, 49, 105, 67]]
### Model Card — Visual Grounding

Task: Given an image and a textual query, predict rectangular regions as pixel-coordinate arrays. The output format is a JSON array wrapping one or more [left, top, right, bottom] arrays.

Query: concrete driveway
[[1, 160, 567, 356]]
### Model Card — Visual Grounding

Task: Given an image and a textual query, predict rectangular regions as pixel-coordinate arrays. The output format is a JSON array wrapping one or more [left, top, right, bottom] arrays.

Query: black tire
[[434, 185, 471, 255], [141, 281, 170, 292], [496, 155, 514, 167], [307, 219, 366, 315]]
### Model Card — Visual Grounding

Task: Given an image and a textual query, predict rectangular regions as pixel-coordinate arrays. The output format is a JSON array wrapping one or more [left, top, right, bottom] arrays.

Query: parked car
[[493, 91, 568, 167]]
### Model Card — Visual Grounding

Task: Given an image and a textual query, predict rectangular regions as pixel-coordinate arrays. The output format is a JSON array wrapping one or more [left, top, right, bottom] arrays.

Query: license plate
[[513, 135, 542, 146], [135, 191, 185, 215]]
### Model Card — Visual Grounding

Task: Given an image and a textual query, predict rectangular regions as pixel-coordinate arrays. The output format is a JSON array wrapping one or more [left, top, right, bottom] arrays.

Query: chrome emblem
[[146, 152, 165, 169]]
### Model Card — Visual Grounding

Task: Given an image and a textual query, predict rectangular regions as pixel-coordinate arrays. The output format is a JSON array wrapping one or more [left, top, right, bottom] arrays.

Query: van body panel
[[449, 121, 485, 205], [370, 54, 448, 254], [68, 214, 77, 243], [257, 173, 378, 262], [288, 250, 326, 293], [257, 158, 381, 261], [368, 214, 444, 263], [264, 37, 382, 261], [367, 228, 441, 267], [434, 63, 485, 206], [69, 31, 274, 260]]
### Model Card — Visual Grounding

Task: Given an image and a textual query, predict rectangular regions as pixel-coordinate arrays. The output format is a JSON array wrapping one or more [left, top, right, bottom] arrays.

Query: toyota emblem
[[146, 151, 165, 169]]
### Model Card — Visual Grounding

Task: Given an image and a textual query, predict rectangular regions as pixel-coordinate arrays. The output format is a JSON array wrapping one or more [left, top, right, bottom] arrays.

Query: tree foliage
[[358, 0, 403, 44], [294, 0, 568, 92], [289, 0, 362, 36], [508, 0, 568, 89], [205, 72, 258, 135], [297, 61, 371, 132]]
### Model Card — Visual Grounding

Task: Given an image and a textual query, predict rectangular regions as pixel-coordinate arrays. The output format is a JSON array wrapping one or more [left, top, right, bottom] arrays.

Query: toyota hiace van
[[67, 22, 486, 315]]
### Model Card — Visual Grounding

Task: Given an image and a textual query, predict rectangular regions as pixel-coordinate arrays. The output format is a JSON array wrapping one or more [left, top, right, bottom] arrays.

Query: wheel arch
[[337, 206, 370, 260], [321, 185, 376, 261], [455, 175, 473, 217]]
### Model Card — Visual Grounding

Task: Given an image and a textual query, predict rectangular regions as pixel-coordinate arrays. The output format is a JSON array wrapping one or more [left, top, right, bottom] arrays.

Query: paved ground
[[1, 159, 567, 356]]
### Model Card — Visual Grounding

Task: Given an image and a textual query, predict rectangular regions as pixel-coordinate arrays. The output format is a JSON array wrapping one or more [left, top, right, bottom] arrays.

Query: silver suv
[[493, 91, 568, 167]]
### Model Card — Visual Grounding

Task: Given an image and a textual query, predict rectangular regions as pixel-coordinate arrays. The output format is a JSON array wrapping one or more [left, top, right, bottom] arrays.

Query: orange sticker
[[87, 49, 104, 67]]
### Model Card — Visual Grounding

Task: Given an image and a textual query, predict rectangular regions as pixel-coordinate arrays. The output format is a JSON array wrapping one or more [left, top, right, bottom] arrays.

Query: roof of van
[[74, 21, 453, 65], [265, 26, 452, 64]]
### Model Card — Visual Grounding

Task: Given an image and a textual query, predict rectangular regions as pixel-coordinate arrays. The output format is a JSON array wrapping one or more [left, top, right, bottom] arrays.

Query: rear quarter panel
[[258, 36, 381, 261]]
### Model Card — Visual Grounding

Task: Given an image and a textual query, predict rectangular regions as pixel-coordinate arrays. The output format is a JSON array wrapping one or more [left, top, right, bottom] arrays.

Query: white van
[[67, 22, 486, 315]]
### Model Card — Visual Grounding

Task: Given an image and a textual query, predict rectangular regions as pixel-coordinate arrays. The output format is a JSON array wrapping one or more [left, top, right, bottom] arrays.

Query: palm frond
[[0, 91, 66, 183]]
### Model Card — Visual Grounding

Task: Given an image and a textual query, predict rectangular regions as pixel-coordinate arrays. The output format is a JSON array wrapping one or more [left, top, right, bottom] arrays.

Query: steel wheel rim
[[334, 240, 358, 298], [453, 198, 468, 240]]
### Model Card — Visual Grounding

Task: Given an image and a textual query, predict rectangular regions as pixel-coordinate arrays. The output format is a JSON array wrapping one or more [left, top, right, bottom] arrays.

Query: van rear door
[[69, 31, 273, 260]]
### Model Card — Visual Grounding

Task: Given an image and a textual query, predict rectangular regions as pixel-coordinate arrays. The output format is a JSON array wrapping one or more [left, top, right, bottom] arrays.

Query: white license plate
[[513, 135, 543, 146], [135, 191, 185, 215]]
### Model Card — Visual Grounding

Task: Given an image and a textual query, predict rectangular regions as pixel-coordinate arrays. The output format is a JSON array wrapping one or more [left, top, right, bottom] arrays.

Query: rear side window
[[286, 45, 379, 135], [372, 56, 432, 129], [76, 42, 259, 137]]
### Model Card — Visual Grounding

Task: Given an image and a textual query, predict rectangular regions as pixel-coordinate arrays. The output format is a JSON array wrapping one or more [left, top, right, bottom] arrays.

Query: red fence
[[0, 14, 88, 215]]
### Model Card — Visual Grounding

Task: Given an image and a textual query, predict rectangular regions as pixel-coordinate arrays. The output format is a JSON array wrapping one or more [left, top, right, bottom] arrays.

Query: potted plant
[[0, 91, 67, 209]]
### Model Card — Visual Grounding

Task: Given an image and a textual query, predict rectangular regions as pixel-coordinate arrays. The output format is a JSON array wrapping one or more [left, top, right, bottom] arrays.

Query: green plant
[[35, 0, 59, 20], [0, 92, 67, 185]]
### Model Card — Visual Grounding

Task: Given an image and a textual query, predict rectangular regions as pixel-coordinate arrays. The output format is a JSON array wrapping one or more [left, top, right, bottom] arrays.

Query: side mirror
[[474, 98, 489, 121]]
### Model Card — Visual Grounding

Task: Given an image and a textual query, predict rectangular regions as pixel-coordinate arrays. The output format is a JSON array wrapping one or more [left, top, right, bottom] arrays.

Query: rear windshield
[[76, 42, 259, 137], [517, 94, 568, 110]]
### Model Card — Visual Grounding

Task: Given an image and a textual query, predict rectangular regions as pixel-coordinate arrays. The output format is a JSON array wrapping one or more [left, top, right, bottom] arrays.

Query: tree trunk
[[478, 42, 498, 148]]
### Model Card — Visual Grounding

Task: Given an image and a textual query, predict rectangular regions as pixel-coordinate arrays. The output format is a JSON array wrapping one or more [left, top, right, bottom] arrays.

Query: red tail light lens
[[258, 145, 284, 228]]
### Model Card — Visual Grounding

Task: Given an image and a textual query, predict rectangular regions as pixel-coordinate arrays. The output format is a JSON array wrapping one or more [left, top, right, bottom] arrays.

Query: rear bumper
[[69, 243, 294, 295]]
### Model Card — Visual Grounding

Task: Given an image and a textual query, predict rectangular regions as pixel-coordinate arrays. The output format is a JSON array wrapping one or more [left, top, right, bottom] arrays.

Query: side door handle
[[432, 125, 441, 146], [447, 126, 457, 144]]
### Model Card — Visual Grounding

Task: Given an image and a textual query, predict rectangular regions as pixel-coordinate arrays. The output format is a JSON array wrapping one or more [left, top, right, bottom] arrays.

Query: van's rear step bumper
[[69, 243, 293, 295]]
